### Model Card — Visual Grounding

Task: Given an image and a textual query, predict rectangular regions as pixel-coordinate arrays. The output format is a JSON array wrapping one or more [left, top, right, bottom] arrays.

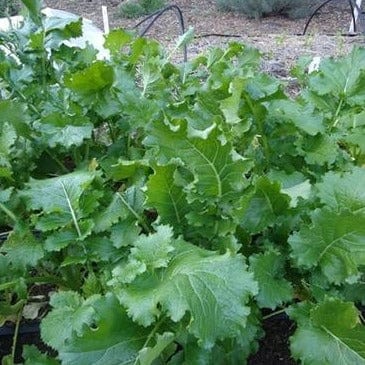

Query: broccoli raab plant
[[1, 1, 365, 364]]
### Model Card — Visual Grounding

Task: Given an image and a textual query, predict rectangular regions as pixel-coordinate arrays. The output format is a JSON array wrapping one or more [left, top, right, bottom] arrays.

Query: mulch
[[43, 0, 365, 69]]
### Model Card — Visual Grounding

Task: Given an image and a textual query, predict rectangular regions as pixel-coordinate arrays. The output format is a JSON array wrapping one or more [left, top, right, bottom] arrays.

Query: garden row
[[0, 1, 365, 364]]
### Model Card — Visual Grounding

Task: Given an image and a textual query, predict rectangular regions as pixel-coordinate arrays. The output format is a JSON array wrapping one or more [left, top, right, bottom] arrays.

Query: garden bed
[[1, 2, 365, 364]]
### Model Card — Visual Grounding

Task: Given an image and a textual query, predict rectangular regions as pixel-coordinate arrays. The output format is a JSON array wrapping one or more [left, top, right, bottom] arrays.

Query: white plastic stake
[[102, 5, 109, 34], [349, 0, 363, 33]]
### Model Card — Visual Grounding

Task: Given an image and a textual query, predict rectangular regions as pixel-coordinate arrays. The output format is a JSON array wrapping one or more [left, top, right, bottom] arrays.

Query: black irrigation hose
[[303, 0, 361, 35], [132, 5, 188, 62]]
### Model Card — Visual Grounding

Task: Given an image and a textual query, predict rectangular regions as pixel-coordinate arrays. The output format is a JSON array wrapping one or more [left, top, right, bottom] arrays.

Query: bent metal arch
[[303, 0, 363, 35]]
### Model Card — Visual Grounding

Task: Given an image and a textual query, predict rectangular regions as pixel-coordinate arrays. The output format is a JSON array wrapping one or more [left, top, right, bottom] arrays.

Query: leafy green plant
[[216, 0, 313, 19], [0, 0, 365, 364], [118, 0, 166, 19]]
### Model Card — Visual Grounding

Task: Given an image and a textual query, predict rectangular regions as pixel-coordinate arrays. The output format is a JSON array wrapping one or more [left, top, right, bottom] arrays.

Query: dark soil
[[248, 315, 298, 365], [0, 314, 298, 364]]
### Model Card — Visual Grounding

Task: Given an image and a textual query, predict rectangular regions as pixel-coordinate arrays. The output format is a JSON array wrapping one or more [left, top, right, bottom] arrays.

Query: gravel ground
[[43, 0, 365, 72]]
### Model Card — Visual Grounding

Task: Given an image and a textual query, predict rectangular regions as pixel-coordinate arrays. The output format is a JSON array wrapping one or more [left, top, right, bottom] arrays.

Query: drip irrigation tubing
[[132, 5, 188, 62], [303, 0, 361, 35]]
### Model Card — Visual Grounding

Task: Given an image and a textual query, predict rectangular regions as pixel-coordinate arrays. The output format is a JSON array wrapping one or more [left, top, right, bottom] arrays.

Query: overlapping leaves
[[110, 230, 258, 349]]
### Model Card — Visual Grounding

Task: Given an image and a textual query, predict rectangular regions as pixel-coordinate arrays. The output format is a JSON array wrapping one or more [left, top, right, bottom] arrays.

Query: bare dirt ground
[[44, 0, 365, 74]]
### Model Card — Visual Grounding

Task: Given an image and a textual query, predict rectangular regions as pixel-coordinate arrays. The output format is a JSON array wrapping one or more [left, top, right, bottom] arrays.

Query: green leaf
[[44, 230, 78, 252], [110, 225, 175, 284], [146, 164, 189, 233], [110, 219, 141, 248], [93, 193, 126, 233], [21, 170, 96, 215], [268, 170, 311, 208], [42, 293, 149, 365], [112, 239, 258, 349], [289, 208, 365, 284], [249, 250, 293, 309], [130, 225, 175, 270], [1, 230, 44, 269], [35, 113, 93, 148], [296, 134, 338, 166], [289, 299, 365, 365], [241, 177, 290, 233], [269, 99, 325, 135], [138, 332, 175, 365], [65, 61, 114, 95], [0, 100, 32, 138], [104, 29, 133, 57], [316, 168, 365, 213], [219, 77, 244, 125], [107, 159, 149, 181], [23, 345, 60, 365], [144, 120, 248, 204], [22, 0, 42, 25], [308, 47, 365, 99], [41, 291, 99, 350]]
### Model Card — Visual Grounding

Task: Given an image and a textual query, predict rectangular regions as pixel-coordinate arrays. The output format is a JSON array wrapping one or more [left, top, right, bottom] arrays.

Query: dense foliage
[[216, 0, 313, 19], [0, 1, 365, 364]]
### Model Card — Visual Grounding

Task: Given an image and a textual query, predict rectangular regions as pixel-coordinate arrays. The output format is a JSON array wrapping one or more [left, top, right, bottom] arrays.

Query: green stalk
[[133, 317, 167, 365], [44, 149, 69, 173], [332, 97, 344, 128], [117, 192, 151, 233], [10, 303, 24, 365], [0, 202, 17, 223], [262, 308, 287, 320]]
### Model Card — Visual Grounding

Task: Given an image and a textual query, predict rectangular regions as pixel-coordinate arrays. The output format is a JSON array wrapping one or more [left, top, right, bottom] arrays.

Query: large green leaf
[[289, 208, 365, 284], [0, 100, 32, 138], [21, 0, 42, 25], [41, 292, 150, 365], [308, 47, 365, 101], [111, 239, 258, 349], [268, 99, 325, 135], [65, 61, 114, 95], [35, 113, 93, 148], [0, 230, 44, 269], [295, 134, 338, 166], [21, 170, 96, 215], [289, 299, 365, 365], [146, 164, 189, 233], [144, 120, 248, 205], [240, 177, 290, 233], [219, 77, 245, 125], [316, 168, 365, 213]]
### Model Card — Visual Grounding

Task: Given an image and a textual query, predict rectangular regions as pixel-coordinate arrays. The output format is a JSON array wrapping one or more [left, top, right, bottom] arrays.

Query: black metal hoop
[[303, 0, 361, 35], [132, 5, 187, 62]]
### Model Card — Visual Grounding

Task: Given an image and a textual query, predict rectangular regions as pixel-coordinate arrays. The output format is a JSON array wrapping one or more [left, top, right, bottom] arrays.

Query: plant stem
[[0, 202, 17, 223], [133, 317, 167, 365], [262, 308, 287, 320], [44, 149, 69, 173], [61, 182, 82, 238], [11, 303, 24, 364], [117, 192, 151, 233]]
